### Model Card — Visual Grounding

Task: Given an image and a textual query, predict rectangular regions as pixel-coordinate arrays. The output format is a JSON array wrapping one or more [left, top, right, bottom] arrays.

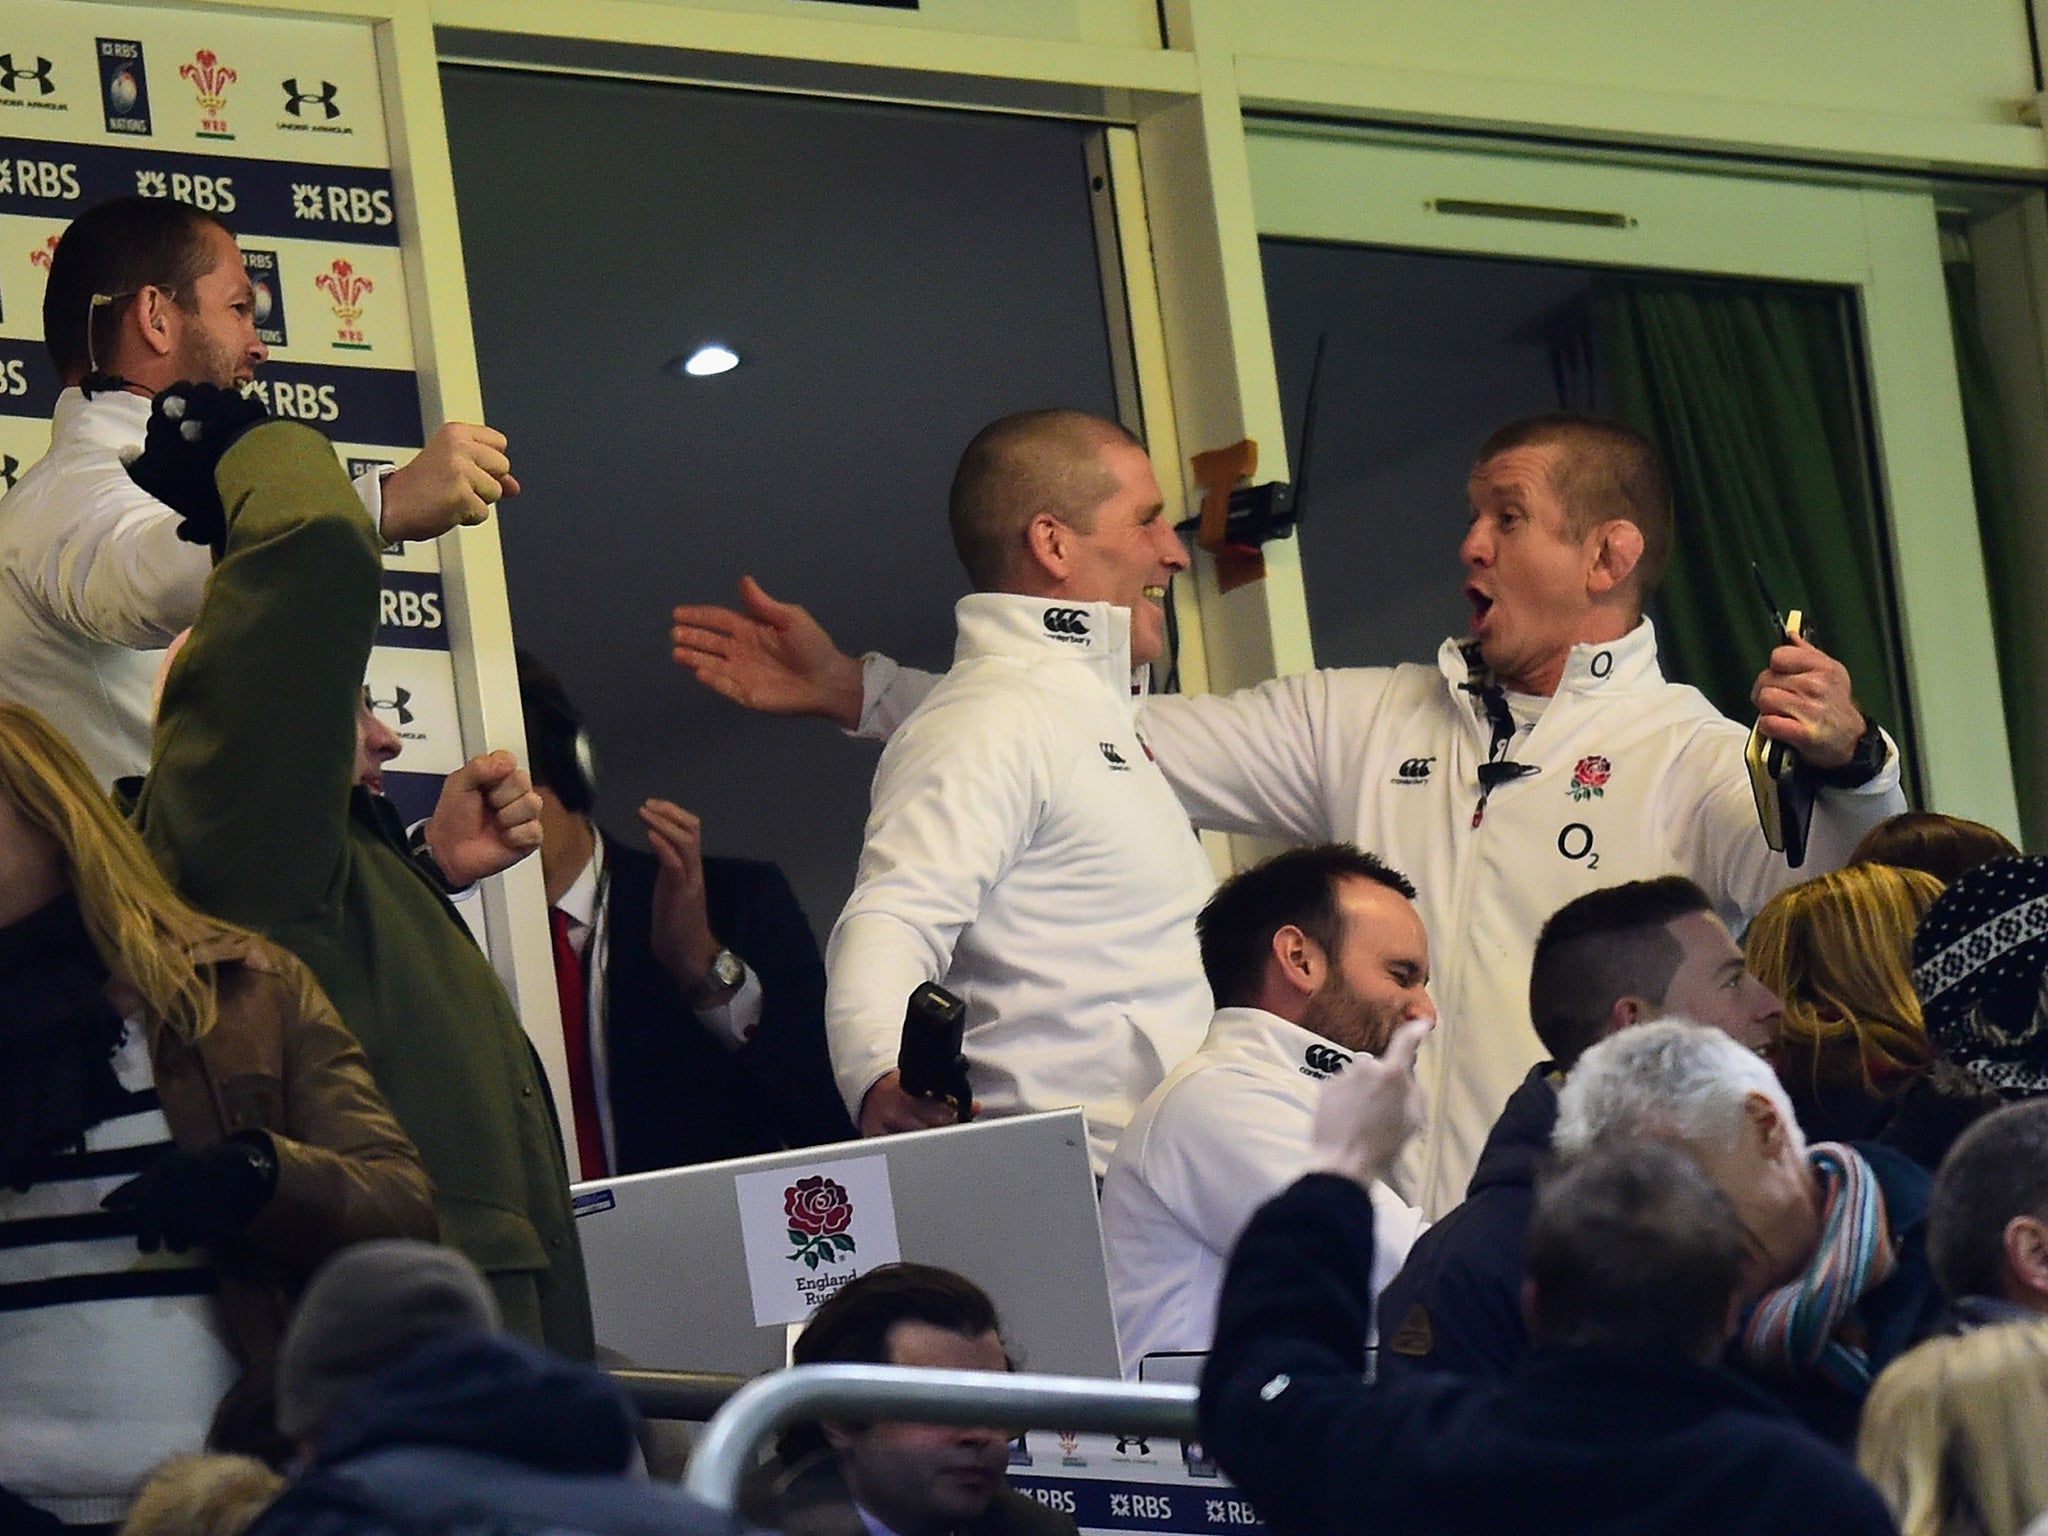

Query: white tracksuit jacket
[[826, 593, 1215, 1173], [858, 617, 1904, 1213], [1099, 1006, 1426, 1377], [0, 388, 387, 786]]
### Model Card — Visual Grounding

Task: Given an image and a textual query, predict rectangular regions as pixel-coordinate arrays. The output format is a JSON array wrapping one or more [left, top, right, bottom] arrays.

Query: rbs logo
[[0, 358, 31, 396], [0, 157, 81, 199], [380, 587, 442, 630], [246, 379, 339, 422]]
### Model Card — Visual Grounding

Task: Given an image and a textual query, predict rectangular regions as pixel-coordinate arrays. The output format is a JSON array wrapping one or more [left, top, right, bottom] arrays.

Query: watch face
[[712, 949, 745, 989]]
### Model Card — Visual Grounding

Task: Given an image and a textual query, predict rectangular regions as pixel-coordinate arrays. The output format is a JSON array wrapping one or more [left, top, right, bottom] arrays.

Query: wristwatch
[[689, 947, 746, 1005], [1810, 713, 1888, 790]]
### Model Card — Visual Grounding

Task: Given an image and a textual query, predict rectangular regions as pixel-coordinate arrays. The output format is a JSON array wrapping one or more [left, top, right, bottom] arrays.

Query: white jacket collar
[[1437, 616, 1667, 728], [953, 593, 1139, 702], [1201, 1006, 1355, 1083], [51, 385, 151, 455]]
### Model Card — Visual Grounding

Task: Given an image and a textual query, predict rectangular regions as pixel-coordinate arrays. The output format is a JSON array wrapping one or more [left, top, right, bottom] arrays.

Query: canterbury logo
[[1042, 606, 1090, 640], [1099, 742, 1130, 771], [1394, 756, 1435, 784], [282, 77, 339, 118], [0, 54, 54, 95], [1301, 1043, 1350, 1079]]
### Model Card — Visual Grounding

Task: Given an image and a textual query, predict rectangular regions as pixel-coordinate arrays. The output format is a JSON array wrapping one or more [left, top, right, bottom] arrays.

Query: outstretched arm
[[672, 576, 868, 728]]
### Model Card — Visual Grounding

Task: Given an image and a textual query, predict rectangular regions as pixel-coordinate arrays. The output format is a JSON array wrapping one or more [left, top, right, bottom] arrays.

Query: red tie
[[548, 907, 609, 1180]]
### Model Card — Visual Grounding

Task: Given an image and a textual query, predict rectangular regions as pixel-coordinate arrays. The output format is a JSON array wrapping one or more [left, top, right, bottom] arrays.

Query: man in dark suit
[[517, 652, 854, 1174]]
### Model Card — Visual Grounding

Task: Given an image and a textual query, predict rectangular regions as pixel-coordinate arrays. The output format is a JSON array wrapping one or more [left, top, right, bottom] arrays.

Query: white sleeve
[[33, 462, 212, 647], [1662, 717, 1906, 922], [1137, 1073, 1314, 1256], [851, 653, 940, 742], [1137, 669, 1368, 842], [824, 689, 1049, 1117], [352, 464, 389, 539]]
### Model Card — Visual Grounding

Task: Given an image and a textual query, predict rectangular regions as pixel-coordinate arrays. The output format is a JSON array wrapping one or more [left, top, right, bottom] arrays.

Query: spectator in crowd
[[120, 1457, 284, 1536], [1745, 862, 1944, 1146], [1857, 1322, 2048, 1536], [820, 410, 1208, 1172], [1100, 843, 1430, 1376], [252, 1241, 725, 1536], [742, 1263, 1078, 1536], [1376, 875, 1781, 1382], [0, 195, 518, 787], [516, 651, 853, 1176], [1893, 856, 2048, 1167], [674, 413, 1902, 1213], [1555, 1019, 1943, 1442], [121, 384, 593, 1360], [1200, 1022, 1892, 1536], [0, 702, 435, 1525], [1927, 1101, 2048, 1331], [1851, 810, 2017, 885]]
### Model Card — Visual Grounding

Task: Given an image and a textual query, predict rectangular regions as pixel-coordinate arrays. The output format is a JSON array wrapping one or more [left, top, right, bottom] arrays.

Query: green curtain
[[1592, 278, 1910, 786], [1939, 246, 2038, 848]]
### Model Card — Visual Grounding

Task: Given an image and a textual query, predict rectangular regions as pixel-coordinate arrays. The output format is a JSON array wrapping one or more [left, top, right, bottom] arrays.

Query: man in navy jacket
[[1200, 1023, 1894, 1536]]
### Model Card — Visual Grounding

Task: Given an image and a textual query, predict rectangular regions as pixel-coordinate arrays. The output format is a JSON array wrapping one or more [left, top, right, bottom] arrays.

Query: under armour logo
[[0, 455, 18, 490], [282, 77, 338, 118], [1042, 606, 1089, 639], [1301, 1043, 1350, 1079], [366, 686, 413, 726], [1394, 755, 1435, 784], [0, 55, 55, 96], [1115, 1435, 1151, 1456], [1099, 742, 1130, 771]]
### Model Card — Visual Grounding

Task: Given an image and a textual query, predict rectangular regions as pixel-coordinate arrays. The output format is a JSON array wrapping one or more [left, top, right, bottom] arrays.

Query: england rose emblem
[[784, 1175, 855, 1268], [1568, 755, 1611, 802]]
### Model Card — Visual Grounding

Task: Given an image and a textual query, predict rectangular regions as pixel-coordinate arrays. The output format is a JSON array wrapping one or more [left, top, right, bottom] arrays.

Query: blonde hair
[[0, 702, 239, 1042], [1858, 1323, 2048, 1536], [1744, 863, 1943, 1101], [119, 1455, 285, 1536]]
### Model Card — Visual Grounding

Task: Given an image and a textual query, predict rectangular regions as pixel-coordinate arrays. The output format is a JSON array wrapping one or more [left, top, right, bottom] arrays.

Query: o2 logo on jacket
[[1042, 606, 1090, 643]]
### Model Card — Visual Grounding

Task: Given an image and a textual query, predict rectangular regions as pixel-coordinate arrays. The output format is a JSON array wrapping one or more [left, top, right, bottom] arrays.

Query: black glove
[[125, 382, 272, 558], [102, 1130, 279, 1253]]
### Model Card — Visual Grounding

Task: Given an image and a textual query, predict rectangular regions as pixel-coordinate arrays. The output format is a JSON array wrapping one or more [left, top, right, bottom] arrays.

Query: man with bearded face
[[1100, 843, 1432, 1376], [673, 413, 1905, 1214]]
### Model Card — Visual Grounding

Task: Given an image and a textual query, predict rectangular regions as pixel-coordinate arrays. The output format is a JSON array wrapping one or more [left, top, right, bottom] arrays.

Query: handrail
[[683, 1363, 1199, 1512], [607, 1367, 752, 1423]]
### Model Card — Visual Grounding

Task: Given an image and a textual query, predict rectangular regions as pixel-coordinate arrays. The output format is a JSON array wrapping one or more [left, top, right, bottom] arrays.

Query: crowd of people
[[4, 191, 2048, 1536]]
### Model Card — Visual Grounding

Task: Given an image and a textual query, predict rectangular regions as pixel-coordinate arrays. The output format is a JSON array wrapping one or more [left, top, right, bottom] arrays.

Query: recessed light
[[671, 344, 739, 378]]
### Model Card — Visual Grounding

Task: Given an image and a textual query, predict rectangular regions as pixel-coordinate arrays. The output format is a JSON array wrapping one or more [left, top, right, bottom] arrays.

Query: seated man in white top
[[0, 194, 515, 786], [825, 409, 1210, 1174], [1102, 842, 1431, 1377]]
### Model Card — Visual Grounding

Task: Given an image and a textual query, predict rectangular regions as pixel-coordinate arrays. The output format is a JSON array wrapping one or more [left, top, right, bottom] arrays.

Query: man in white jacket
[[825, 410, 1211, 1173], [674, 414, 1903, 1212], [1101, 842, 1431, 1376], [0, 195, 516, 786]]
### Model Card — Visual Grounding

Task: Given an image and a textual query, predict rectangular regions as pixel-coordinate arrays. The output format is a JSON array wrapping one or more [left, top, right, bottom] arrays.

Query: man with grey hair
[[1555, 1019, 1943, 1442], [822, 410, 1206, 1172]]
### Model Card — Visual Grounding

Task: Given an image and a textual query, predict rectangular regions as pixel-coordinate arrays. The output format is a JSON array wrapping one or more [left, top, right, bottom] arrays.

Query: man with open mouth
[[674, 412, 1903, 1213]]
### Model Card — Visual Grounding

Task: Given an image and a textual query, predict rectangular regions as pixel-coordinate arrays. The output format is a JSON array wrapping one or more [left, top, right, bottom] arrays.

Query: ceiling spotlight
[[672, 344, 739, 378]]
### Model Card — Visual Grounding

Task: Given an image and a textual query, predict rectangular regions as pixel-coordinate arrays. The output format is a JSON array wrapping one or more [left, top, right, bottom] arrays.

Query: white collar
[[51, 385, 152, 454], [1200, 1006, 1355, 1083], [555, 832, 605, 930], [951, 592, 1140, 704]]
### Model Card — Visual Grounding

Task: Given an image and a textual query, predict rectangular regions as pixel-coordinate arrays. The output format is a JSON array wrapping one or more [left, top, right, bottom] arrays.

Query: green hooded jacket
[[132, 420, 593, 1359]]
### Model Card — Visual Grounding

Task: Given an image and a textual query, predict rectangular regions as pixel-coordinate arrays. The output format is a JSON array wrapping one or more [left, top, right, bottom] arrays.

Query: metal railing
[[682, 1363, 1200, 1513]]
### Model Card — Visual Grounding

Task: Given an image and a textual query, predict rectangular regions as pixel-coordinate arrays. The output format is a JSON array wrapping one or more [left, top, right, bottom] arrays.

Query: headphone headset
[[515, 651, 597, 814]]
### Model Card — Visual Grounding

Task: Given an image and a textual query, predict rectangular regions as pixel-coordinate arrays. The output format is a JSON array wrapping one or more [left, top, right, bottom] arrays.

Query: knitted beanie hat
[[1911, 855, 2048, 1100], [274, 1239, 500, 1439]]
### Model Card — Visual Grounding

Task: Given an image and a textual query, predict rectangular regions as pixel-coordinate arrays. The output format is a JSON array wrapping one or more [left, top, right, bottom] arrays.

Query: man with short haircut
[[1926, 1100, 2048, 1330], [824, 410, 1206, 1171], [676, 413, 1903, 1212], [1555, 1019, 1943, 1443], [1100, 843, 1430, 1376], [0, 195, 517, 785], [1199, 1024, 1892, 1536], [741, 1263, 1078, 1536], [1377, 875, 1782, 1381]]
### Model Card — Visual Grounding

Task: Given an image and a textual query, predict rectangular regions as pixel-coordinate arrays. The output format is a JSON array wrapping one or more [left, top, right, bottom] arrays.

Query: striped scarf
[[1737, 1142, 1896, 1393]]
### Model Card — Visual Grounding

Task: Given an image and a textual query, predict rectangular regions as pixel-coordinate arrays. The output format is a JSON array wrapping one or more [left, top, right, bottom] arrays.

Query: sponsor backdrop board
[[0, 1, 452, 827]]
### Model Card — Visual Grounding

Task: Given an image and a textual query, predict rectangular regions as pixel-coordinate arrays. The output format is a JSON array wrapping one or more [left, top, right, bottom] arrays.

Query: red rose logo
[[784, 1175, 856, 1268], [1568, 755, 1612, 803]]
